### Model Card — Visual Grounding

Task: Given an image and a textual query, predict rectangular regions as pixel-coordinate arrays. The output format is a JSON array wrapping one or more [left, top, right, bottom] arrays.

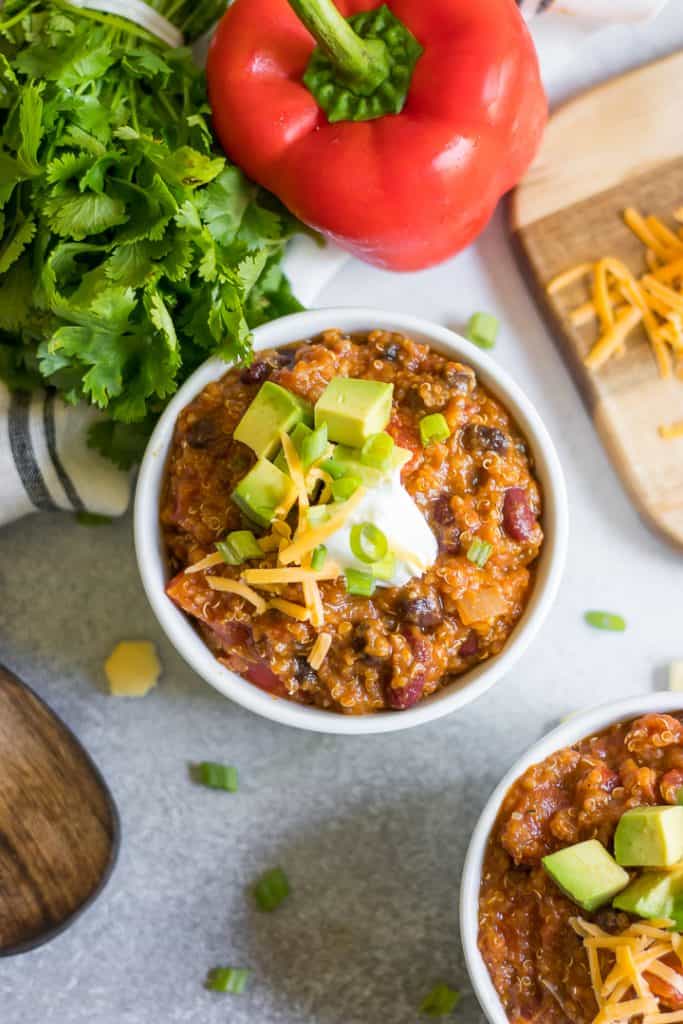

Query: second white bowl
[[460, 691, 683, 1023]]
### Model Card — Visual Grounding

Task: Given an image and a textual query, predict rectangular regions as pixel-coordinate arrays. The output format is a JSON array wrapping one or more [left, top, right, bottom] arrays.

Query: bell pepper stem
[[287, 0, 390, 95]]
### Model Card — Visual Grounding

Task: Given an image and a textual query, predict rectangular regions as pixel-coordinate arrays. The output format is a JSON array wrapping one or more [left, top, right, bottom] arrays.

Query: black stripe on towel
[[8, 392, 54, 510], [43, 391, 84, 511]]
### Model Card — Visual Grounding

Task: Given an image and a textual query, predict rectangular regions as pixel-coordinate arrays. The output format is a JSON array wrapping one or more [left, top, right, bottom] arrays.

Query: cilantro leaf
[[0, 0, 305, 469]]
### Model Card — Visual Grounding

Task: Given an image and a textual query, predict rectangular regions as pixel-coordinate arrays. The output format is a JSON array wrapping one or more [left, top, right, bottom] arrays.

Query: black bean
[[461, 424, 509, 454], [383, 343, 400, 361], [399, 593, 443, 631], [445, 365, 475, 393], [294, 656, 317, 685], [276, 347, 297, 369], [185, 418, 219, 449], [431, 496, 460, 555], [240, 360, 270, 385]]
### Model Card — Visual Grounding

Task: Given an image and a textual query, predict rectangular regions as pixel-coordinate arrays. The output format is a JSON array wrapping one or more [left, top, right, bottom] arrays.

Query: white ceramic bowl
[[134, 308, 568, 735], [460, 691, 683, 1023]]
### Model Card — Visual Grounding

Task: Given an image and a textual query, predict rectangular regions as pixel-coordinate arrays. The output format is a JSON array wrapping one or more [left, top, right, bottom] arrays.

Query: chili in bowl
[[461, 692, 683, 1024], [134, 308, 567, 735]]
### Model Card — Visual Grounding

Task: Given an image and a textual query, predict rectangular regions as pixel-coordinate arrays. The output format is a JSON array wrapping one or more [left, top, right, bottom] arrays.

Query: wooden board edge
[[508, 204, 683, 553], [511, 48, 683, 233]]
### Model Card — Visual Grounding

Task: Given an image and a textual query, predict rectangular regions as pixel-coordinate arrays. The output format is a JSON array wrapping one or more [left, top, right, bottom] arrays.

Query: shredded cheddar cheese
[[308, 632, 332, 670], [277, 487, 367, 565], [268, 597, 310, 621], [571, 917, 683, 1024], [206, 576, 267, 614], [241, 566, 341, 585], [185, 551, 224, 574], [659, 421, 683, 440], [547, 205, 683, 431]]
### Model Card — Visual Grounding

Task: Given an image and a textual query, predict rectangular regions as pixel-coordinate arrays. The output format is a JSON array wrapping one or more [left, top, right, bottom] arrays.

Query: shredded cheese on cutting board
[[547, 205, 683, 439]]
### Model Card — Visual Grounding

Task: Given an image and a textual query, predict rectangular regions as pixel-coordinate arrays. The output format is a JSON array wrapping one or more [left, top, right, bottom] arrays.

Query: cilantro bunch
[[0, 0, 303, 467]]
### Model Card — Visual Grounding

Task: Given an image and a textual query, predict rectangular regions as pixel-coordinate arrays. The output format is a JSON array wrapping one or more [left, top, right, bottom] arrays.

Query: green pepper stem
[[287, 0, 390, 95]]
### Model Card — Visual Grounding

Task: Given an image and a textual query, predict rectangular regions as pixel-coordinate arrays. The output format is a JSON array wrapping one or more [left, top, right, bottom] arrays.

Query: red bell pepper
[[207, 0, 546, 271]]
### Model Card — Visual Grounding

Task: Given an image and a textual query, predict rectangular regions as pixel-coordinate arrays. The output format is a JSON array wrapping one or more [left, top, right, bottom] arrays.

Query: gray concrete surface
[[3, 8, 683, 1022]]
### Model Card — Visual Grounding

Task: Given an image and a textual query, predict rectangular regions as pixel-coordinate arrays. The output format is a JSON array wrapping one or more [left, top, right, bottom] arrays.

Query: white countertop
[[2, 8, 683, 1024]]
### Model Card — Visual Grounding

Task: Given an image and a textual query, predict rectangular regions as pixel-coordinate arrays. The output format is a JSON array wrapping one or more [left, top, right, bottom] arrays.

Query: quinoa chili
[[160, 329, 544, 714], [478, 712, 683, 1024]]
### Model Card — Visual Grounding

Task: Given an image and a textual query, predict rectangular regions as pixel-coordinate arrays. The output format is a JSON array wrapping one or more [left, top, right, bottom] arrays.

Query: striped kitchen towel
[[0, 236, 346, 527]]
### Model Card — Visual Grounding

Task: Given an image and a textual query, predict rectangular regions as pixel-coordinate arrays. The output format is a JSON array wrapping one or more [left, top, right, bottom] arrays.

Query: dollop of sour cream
[[324, 470, 438, 588]]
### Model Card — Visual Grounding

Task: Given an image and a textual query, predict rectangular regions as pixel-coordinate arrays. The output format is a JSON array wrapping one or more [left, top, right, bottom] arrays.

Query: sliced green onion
[[197, 762, 239, 792], [419, 413, 450, 447], [216, 530, 262, 565], [584, 611, 627, 632], [205, 967, 250, 994], [370, 552, 396, 581], [361, 431, 395, 471], [331, 476, 361, 502], [311, 545, 327, 571], [321, 457, 346, 480], [75, 511, 112, 526], [300, 423, 328, 468], [466, 538, 492, 568], [467, 311, 500, 350], [420, 983, 460, 1017], [344, 568, 376, 597], [253, 867, 290, 912], [350, 522, 388, 564]]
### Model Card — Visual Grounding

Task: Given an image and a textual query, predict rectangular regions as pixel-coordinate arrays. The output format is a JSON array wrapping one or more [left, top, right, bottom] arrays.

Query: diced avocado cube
[[542, 839, 630, 912], [231, 458, 295, 528], [315, 378, 393, 448], [274, 422, 312, 475], [234, 382, 313, 459], [614, 806, 683, 868], [329, 443, 412, 487], [613, 867, 683, 919]]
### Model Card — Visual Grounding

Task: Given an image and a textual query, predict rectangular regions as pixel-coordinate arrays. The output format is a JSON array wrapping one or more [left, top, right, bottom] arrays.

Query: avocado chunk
[[613, 867, 683, 920], [614, 806, 683, 867], [231, 458, 296, 528], [315, 378, 393, 448], [542, 839, 630, 912], [330, 443, 412, 487], [234, 382, 313, 459]]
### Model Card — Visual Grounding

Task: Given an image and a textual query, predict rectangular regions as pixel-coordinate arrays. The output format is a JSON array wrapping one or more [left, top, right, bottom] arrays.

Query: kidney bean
[[502, 487, 537, 541], [387, 671, 426, 710], [240, 360, 271, 385], [399, 593, 443, 631], [462, 424, 509, 454], [459, 630, 479, 658]]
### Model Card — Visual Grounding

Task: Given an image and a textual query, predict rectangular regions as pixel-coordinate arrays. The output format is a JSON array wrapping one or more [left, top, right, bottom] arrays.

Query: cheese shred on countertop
[[547, 206, 683, 437], [571, 916, 683, 1024]]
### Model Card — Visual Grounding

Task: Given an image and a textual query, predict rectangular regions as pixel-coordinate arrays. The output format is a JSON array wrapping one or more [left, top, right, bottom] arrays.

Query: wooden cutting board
[[511, 50, 683, 550]]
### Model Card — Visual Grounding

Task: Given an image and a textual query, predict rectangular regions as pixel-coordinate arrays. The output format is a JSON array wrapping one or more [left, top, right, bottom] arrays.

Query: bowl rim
[[134, 306, 568, 735], [460, 690, 683, 1023]]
